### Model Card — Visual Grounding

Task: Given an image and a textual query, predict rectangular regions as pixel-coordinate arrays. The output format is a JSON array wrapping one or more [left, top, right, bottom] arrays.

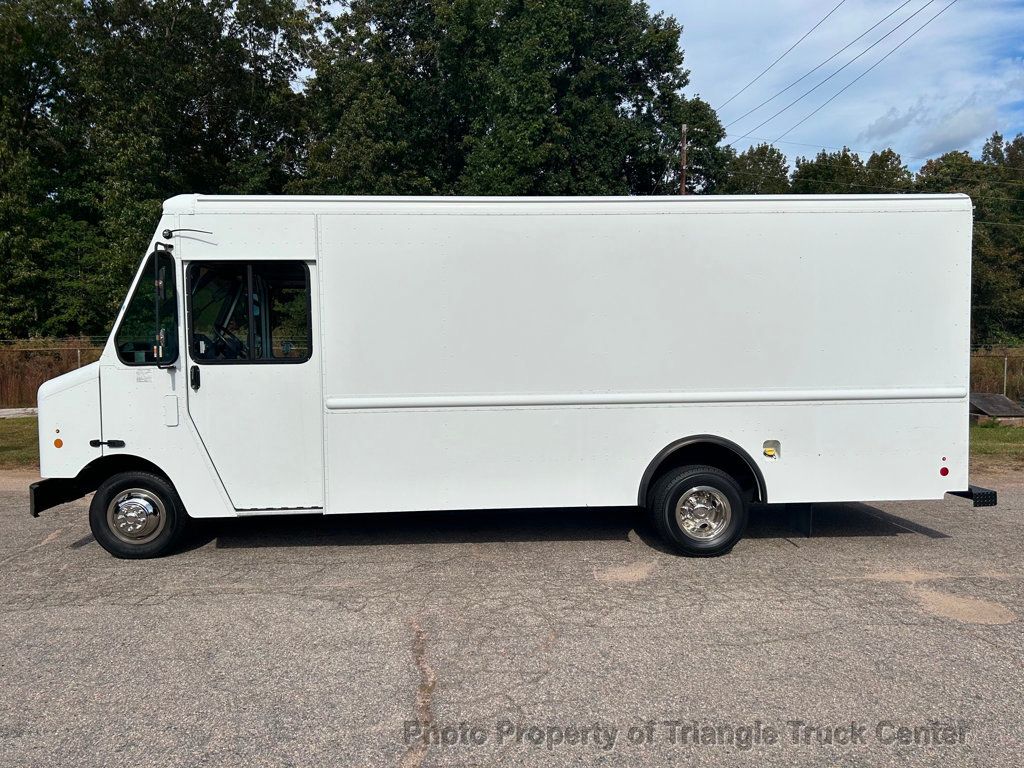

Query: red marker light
[[940, 467, 949, 477]]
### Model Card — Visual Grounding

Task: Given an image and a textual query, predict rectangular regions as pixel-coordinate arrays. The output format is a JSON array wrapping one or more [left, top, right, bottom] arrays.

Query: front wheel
[[89, 471, 188, 559], [648, 465, 748, 557]]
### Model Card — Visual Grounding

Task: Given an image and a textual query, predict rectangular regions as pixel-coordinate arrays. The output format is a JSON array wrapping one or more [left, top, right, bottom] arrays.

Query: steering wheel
[[213, 323, 247, 358]]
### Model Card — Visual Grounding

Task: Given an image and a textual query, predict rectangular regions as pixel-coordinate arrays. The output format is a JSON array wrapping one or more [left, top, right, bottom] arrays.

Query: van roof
[[163, 193, 972, 216]]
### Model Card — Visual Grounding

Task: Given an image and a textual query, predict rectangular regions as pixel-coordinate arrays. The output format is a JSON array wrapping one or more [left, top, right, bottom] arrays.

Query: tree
[[298, 0, 726, 196], [982, 131, 1006, 166], [0, 0, 320, 337], [0, 1, 77, 337], [863, 149, 912, 193], [717, 143, 790, 194], [790, 148, 865, 194], [917, 144, 1024, 344], [915, 150, 981, 192], [975, 134, 1024, 345]]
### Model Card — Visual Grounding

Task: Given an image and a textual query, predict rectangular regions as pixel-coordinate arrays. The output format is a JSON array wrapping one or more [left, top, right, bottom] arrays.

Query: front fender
[[37, 362, 103, 478]]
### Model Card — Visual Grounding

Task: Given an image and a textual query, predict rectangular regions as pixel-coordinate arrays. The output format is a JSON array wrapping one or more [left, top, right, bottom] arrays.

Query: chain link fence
[[3, 338, 1024, 409], [970, 349, 1024, 402], [0, 338, 106, 409]]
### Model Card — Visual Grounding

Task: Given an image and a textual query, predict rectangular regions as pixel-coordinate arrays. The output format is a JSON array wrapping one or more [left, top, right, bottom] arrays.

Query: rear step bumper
[[948, 486, 998, 507]]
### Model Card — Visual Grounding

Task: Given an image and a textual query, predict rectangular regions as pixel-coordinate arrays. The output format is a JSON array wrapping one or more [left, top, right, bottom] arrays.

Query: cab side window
[[187, 261, 311, 364], [115, 251, 178, 365]]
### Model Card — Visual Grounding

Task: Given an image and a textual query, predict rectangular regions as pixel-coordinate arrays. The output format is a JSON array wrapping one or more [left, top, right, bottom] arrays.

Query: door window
[[115, 251, 178, 365], [187, 261, 311, 364]]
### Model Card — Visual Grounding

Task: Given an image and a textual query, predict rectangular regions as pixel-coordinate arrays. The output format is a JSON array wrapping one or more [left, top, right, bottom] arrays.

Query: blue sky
[[655, 0, 1024, 169]]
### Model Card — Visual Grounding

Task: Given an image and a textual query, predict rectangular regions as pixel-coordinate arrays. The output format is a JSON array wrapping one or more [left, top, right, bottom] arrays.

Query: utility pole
[[680, 124, 688, 195]]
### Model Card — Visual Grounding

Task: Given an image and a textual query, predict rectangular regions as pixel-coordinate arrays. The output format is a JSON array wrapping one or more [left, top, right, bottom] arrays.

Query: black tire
[[89, 471, 188, 559], [648, 465, 748, 557]]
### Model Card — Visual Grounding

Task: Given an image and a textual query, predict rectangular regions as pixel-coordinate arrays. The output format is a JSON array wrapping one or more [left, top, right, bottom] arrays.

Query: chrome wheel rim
[[675, 486, 732, 540], [106, 488, 166, 545]]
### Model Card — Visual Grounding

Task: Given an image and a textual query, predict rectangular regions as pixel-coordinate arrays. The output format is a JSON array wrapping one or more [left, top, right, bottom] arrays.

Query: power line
[[724, 132, 945, 161], [716, 0, 848, 111], [728, 0, 939, 147], [775, 0, 963, 142], [723, 133, 928, 163], [723, 0, 918, 130]]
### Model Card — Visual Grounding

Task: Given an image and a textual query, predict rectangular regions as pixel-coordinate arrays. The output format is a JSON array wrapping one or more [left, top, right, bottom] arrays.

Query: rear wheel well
[[75, 455, 171, 496], [639, 437, 765, 507]]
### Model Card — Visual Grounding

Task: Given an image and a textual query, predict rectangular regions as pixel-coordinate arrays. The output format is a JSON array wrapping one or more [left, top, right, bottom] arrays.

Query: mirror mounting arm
[[161, 228, 212, 240]]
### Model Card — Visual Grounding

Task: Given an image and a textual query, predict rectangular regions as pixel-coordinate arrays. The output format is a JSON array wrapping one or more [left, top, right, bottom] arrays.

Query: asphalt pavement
[[1, 468, 1021, 767]]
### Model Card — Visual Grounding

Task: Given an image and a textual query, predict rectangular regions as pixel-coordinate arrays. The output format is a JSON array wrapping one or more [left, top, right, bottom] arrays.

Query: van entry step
[[948, 486, 998, 507]]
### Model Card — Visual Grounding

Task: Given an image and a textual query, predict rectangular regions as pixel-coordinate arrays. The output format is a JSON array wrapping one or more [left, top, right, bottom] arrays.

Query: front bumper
[[948, 485, 998, 507], [29, 478, 86, 517]]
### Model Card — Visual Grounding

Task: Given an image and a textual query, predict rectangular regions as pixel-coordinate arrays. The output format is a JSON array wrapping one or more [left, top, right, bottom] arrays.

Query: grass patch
[[969, 422, 1024, 459], [0, 417, 39, 470]]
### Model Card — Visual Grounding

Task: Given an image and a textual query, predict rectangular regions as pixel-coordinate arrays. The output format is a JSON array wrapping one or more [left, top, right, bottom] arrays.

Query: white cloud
[[657, 0, 1024, 168]]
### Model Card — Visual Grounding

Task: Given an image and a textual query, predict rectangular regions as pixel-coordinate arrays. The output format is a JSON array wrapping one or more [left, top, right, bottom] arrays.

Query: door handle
[[190, 365, 201, 390], [90, 439, 125, 448]]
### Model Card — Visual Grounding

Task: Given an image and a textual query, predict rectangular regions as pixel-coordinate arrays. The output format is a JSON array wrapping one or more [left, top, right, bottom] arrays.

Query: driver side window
[[187, 261, 311, 364]]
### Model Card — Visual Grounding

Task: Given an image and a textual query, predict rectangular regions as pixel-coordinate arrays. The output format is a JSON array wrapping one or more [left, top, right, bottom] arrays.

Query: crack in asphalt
[[399, 616, 437, 768]]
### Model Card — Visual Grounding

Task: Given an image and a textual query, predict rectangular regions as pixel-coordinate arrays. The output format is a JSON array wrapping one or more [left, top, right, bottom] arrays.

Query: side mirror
[[150, 250, 177, 367]]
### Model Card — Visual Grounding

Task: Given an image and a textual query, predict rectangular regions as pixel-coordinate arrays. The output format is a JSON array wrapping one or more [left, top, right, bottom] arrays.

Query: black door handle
[[190, 365, 201, 390], [90, 439, 125, 448]]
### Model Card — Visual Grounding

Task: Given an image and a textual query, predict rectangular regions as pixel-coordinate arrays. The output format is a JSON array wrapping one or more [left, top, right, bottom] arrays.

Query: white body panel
[[37, 194, 973, 518], [184, 340, 325, 510], [37, 363, 102, 477]]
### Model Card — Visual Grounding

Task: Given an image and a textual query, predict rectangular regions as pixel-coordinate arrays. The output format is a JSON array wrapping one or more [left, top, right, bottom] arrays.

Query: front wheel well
[[639, 437, 766, 507], [74, 454, 171, 496]]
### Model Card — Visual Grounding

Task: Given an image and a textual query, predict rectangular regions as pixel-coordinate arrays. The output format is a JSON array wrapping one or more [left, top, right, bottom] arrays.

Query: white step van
[[31, 194, 996, 558]]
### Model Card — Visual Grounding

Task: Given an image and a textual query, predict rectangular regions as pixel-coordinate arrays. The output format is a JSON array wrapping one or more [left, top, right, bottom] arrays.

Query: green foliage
[[787, 146, 912, 194], [791, 147, 866, 194], [928, 135, 1024, 346], [864, 149, 913, 193], [718, 144, 790, 194], [297, 0, 726, 195], [0, 0, 75, 337], [0, 0, 320, 337], [969, 422, 1024, 461], [0, 417, 39, 469]]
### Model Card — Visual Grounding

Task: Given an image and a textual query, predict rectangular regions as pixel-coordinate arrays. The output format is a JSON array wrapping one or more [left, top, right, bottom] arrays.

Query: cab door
[[184, 259, 323, 510], [99, 248, 180, 469]]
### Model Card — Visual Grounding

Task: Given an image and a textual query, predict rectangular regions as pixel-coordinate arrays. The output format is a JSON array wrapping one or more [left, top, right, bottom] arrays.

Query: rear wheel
[[648, 465, 748, 556], [89, 471, 188, 559]]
